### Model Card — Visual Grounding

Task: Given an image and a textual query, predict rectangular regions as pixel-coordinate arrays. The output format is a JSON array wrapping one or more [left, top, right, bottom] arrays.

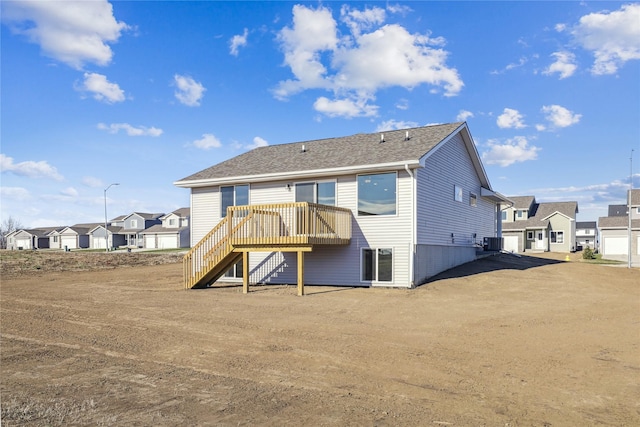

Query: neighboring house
[[7, 227, 60, 250], [88, 224, 126, 249], [53, 224, 97, 250], [598, 189, 640, 265], [501, 196, 578, 253], [174, 122, 509, 292], [575, 221, 598, 251], [120, 212, 163, 248], [140, 208, 190, 249]]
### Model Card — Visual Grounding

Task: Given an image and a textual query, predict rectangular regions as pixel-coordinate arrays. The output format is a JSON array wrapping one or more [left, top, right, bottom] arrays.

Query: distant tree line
[[0, 217, 24, 249]]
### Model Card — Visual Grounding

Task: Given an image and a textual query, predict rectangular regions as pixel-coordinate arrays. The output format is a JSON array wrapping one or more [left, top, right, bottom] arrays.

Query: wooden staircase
[[183, 203, 352, 290]]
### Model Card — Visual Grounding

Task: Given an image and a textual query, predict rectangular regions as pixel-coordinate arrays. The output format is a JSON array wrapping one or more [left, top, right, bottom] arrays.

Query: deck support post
[[297, 250, 304, 296], [242, 251, 249, 294]]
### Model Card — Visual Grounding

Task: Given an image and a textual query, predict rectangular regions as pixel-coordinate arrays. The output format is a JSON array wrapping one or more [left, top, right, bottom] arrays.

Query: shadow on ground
[[423, 252, 565, 284]]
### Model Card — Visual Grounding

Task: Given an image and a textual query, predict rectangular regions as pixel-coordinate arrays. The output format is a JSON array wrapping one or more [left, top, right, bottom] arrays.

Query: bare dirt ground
[[1, 250, 639, 426]]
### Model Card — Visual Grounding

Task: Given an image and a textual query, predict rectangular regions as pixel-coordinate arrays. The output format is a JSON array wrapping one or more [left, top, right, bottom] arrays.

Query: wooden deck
[[183, 202, 352, 293]]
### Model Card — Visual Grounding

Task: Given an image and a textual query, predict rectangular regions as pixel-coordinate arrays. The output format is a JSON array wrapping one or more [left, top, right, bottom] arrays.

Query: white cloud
[[229, 28, 248, 56], [482, 136, 540, 167], [193, 134, 221, 150], [456, 110, 474, 122], [82, 176, 103, 188], [174, 74, 206, 106], [395, 98, 409, 110], [340, 5, 386, 37], [0, 154, 64, 181], [496, 108, 526, 129], [375, 119, 418, 132], [275, 4, 463, 118], [247, 136, 269, 149], [79, 72, 125, 103], [543, 51, 577, 79], [490, 57, 528, 75], [571, 3, 640, 75], [313, 96, 378, 118], [541, 104, 581, 128], [60, 187, 79, 197], [0, 186, 30, 201], [2, 0, 129, 69], [97, 122, 163, 137]]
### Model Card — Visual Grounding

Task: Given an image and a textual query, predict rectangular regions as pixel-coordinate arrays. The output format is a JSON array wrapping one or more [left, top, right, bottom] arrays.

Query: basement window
[[470, 193, 477, 207], [361, 248, 393, 282]]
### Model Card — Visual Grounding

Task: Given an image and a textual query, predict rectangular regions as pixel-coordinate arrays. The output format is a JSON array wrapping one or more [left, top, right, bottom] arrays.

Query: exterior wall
[[124, 215, 144, 231], [191, 187, 218, 246], [190, 170, 415, 287], [13, 231, 33, 250], [548, 214, 574, 252], [414, 244, 477, 284], [414, 132, 496, 282], [599, 228, 640, 265]]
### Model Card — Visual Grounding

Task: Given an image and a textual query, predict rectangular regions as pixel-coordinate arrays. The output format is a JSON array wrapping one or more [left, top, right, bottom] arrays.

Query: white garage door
[[16, 238, 31, 250], [144, 235, 157, 249], [604, 237, 628, 255], [158, 235, 177, 249], [61, 236, 77, 249], [94, 237, 106, 249], [503, 236, 519, 253]]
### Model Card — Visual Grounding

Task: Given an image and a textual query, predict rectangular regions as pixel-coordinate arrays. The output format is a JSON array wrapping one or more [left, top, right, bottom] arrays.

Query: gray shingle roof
[[507, 196, 536, 210], [176, 123, 464, 184], [502, 201, 578, 231]]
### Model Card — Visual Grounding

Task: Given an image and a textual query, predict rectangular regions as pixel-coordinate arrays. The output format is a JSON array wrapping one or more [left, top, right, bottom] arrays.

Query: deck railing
[[183, 202, 351, 288], [227, 202, 351, 246]]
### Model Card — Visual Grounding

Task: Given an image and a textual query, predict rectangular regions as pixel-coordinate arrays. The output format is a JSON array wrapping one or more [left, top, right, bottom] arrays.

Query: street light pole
[[629, 150, 634, 268], [104, 183, 120, 252]]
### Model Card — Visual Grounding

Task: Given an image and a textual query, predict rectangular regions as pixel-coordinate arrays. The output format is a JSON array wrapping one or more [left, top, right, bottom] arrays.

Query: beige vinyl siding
[[548, 214, 574, 252], [190, 186, 218, 246]]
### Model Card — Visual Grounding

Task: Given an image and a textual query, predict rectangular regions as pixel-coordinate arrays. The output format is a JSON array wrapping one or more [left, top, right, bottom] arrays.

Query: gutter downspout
[[405, 164, 415, 288]]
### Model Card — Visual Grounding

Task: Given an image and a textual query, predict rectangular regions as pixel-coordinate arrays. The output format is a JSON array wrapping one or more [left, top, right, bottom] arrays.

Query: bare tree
[[1, 216, 24, 249]]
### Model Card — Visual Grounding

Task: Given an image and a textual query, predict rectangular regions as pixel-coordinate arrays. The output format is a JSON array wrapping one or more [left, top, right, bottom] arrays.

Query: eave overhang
[[174, 160, 422, 188]]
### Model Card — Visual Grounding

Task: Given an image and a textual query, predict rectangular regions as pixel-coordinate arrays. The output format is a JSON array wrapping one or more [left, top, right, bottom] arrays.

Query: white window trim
[[454, 185, 463, 202], [293, 179, 337, 205], [360, 247, 394, 283], [356, 171, 398, 217], [221, 184, 250, 217]]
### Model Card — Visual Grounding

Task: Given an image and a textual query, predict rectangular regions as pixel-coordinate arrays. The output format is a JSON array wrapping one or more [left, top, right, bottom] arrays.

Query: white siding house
[[175, 123, 509, 290]]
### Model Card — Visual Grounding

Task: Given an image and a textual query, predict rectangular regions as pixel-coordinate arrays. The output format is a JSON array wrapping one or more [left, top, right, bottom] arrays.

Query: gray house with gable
[[175, 122, 509, 292]]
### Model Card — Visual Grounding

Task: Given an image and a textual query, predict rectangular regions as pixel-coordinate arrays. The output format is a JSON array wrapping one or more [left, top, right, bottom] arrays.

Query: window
[[131, 219, 137, 228], [221, 184, 249, 217], [361, 248, 393, 282], [517, 210, 523, 219], [358, 172, 396, 216], [169, 219, 176, 226], [550, 231, 564, 244], [527, 231, 534, 240], [454, 185, 463, 202], [224, 259, 243, 278], [295, 181, 336, 205], [470, 193, 477, 207], [53, 236, 58, 242], [501, 211, 507, 221]]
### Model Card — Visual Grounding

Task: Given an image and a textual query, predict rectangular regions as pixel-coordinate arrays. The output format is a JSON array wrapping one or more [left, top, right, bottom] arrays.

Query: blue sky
[[1, 1, 639, 228]]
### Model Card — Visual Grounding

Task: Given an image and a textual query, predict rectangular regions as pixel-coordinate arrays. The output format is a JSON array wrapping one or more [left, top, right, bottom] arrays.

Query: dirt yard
[[1, 250, 639, 426]]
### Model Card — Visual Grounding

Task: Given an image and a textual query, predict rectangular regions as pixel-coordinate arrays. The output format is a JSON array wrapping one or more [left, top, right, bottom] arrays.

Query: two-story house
[[501, 196, 578, 253], [119, 212, 163, 248], [140, 208, 190, 249], [575, 221, 598, 251], [175, 122, 509, 293], [598, 189, 640, 264]]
